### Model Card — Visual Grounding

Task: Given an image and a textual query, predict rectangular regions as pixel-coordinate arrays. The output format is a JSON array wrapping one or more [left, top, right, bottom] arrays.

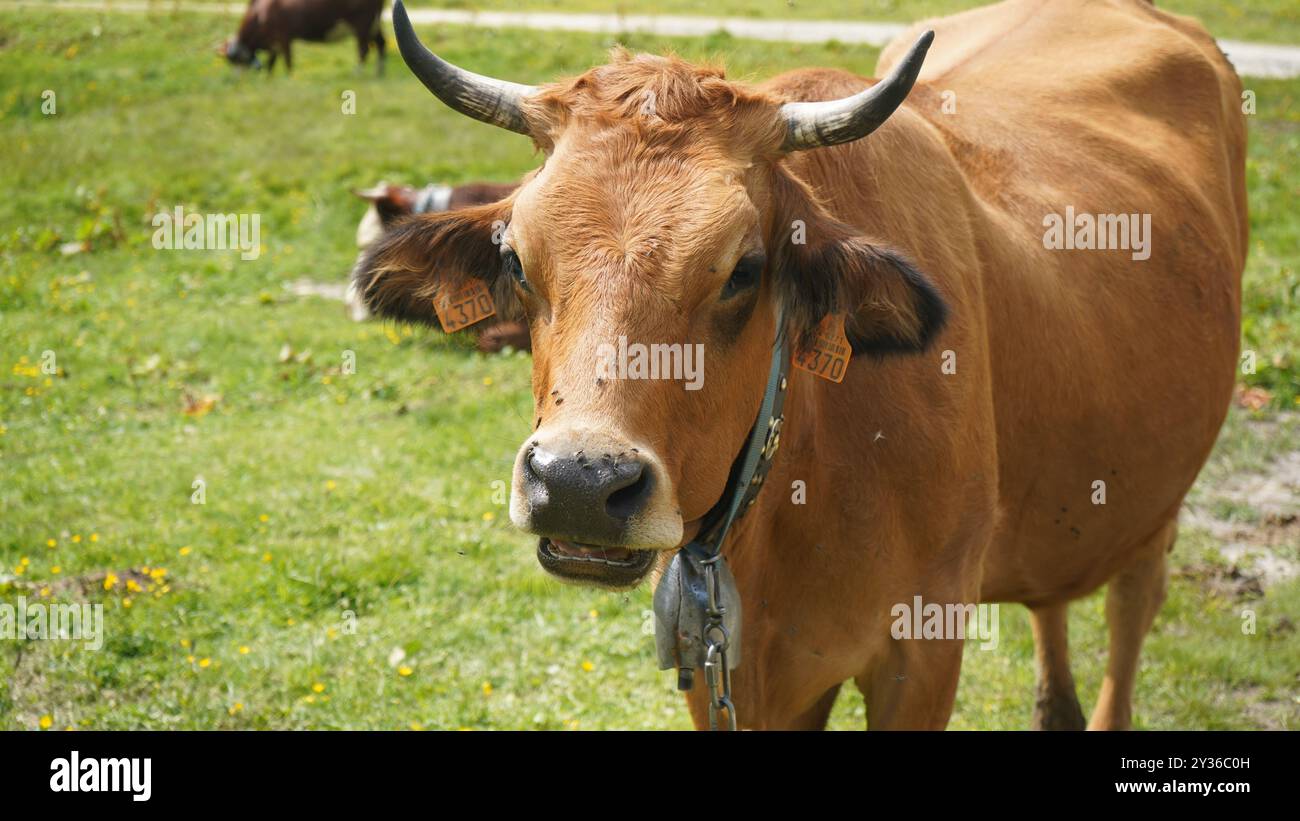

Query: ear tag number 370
[[792, 314, 851, 383], [433, 279, 496, 333]]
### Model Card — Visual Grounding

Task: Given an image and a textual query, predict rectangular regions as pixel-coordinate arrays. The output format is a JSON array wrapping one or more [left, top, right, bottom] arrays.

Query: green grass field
[[1, 6, 1297, 730]]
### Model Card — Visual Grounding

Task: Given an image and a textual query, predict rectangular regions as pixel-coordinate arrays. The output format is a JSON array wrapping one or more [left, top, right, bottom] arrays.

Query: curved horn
[[780, 30, 935, 152], [391, 0, 538, 135]]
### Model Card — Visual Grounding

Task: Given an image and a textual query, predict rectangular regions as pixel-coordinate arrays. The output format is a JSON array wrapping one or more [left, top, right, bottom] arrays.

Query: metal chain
[[701, 557, 737, 731]]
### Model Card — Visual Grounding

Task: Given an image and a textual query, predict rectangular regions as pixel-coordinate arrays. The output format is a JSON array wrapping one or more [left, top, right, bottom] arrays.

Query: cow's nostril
[[605, 465, 651, 521], [526, 446, 555, 482]]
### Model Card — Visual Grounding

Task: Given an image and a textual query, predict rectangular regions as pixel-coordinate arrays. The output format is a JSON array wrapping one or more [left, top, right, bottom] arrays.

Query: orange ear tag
[[792, 314, 852, 383], [432, 278, 497, 333]]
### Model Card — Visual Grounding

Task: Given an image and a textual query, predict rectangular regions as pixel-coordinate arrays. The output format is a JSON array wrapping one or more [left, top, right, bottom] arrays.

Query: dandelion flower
[[482, 682, 493, 696], [71, 535, 81, 543], [581, 660, 595, 672], [39, 715, 52, 730], [103, 572, 118, 590], [198, 658, 211, 668], [398, 666, 413, 677], [179, 546, 192, 557], [238, 646, 250, 655], [312, 682, 325, 693]]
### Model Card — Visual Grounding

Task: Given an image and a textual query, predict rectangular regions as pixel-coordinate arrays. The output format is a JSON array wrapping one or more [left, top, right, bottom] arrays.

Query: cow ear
[[350, 201, 518, 327], [772, 173, 946, 356], [780, 233, 947, 356]]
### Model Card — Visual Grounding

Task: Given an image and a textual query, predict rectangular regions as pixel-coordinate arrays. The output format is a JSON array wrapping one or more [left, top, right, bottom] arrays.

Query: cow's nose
[[522, 444, 654, 541]]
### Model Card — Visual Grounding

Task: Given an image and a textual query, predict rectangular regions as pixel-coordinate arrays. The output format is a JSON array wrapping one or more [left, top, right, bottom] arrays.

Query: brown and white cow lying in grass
[[350, 181, 530, 353], [223, 0, 386, 75], [355, 0, 1245, 730]]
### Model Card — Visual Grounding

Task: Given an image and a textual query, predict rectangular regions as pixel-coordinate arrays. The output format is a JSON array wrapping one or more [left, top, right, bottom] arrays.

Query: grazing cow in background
[[352, 181, 517, 249], [356, 0, 1245, 729], [224, 0, 386, 74], [349, 181, 530, 353]]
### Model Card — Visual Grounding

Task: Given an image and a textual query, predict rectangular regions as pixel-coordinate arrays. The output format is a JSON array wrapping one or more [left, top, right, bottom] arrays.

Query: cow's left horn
[[391, 0, 538, 135], [779, 30, 934, 152]]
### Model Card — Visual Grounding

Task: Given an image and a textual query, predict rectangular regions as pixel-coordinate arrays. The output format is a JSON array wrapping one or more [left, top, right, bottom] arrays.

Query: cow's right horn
[[391, 0, 537, 135]]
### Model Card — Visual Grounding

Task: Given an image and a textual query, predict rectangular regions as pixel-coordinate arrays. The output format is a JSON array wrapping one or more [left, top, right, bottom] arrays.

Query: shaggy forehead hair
[[521, 49, 783, 152]]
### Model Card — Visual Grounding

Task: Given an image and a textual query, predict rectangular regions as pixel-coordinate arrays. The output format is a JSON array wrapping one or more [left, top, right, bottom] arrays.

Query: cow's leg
[[373, 28, 386, 76], [1029, 602, 1085, 730], [859, 635, 964, 730], [787, 683, 842, 730], [265, 50, 277, 74], [352, 24, 370, 70], [683, 674, 842, 731], [1088, 522, 1172, 730], [282, 41, 293, 74]]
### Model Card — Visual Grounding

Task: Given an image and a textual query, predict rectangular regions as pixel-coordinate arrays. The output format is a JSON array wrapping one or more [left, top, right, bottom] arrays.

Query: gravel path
[[6, 0, 1300, 78]]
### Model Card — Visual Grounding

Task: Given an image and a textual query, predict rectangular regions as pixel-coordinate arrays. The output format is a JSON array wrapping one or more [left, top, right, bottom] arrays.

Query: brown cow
[[349, 181, 530, 352], [355, 0, 1245, 730], [224, 0, 386, 74], [353, 182, 518, 251]]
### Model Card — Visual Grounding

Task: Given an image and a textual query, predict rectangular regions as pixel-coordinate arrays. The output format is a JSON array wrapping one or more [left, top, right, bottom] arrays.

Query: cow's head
[[221, 36, 260, 69], [353, 184, 421, 250], [355, 2, 945, 589]]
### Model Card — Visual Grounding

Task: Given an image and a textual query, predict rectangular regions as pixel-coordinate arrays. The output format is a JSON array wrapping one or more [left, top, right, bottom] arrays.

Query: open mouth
[[536, 538, 657, 589]]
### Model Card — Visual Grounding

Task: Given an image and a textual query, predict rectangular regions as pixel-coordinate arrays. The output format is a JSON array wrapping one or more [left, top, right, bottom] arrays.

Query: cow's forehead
[[511, 126, 758, 270], [510, 157, 759, 307]]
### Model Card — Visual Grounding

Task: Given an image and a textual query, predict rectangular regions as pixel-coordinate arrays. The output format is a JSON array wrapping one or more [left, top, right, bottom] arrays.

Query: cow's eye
[[720, 253, 763, 300], [502, 246, 529, 292]]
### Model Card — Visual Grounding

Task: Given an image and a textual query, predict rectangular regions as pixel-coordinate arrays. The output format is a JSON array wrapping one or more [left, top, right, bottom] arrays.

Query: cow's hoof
[[1032, 687, 1086, 731]]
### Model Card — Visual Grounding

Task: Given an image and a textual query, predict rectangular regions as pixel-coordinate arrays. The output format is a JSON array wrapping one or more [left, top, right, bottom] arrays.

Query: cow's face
[[355, 4, 944, 588], [222, 37, 258, 68], [502, 120, 784, 587]]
